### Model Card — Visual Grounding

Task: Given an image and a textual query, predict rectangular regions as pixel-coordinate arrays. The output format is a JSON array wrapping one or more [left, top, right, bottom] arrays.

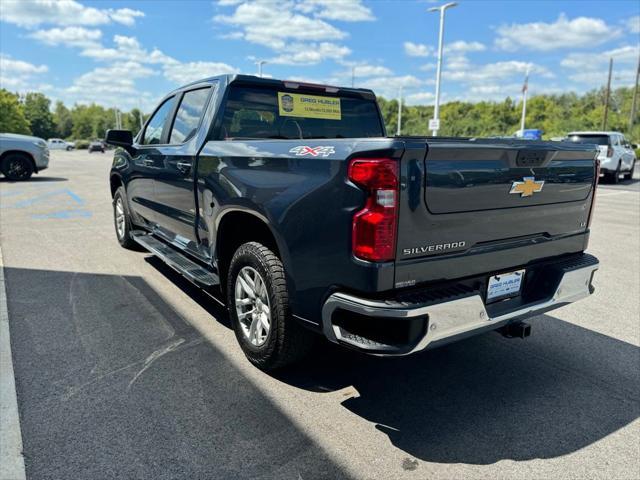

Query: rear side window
[[169, 87, 211, 144], [219, 86, 384, 140], [567, 135, 610, 146], [143, 96, 175, 145]]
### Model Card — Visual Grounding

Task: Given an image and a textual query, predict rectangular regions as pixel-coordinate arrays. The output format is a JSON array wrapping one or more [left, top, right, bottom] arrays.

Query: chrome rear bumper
[[322, 254, 599, 355]]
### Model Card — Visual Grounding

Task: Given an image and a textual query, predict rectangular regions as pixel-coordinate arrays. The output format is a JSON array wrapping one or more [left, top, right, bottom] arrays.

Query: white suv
[[566, 131, 636, 183]]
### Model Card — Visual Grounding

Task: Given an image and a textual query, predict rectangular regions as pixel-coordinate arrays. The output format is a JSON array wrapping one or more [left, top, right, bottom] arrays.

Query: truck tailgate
[[394, 138, 597, 287]]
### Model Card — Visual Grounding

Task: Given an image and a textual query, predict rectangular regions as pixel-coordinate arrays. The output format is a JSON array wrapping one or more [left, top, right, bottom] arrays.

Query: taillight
[[587, 159, 600, 228], [607, 146, 613, 157], [348, 158, 399, 262]]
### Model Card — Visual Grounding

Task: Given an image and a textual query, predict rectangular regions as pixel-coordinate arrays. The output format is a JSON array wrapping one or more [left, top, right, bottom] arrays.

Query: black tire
[[66, 146, 72, 151], [1, 152, 34, 181], [624, 161, 635, 180], [113, 187, 142, 250], [227, 242, 314, 370], [611, 163, 621, 184]]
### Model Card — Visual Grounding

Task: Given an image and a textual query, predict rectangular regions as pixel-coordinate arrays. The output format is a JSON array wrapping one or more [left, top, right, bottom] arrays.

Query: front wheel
[[112, 187, 142, 250], [1, 153, 34, 181], [227, 242, 314, 370], [623, 161, 635, 180]]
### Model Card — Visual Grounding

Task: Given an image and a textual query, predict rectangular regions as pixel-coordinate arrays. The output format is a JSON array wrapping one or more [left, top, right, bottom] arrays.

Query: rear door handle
[[143, 159, 154, 166], [176, 161, 192, 173]]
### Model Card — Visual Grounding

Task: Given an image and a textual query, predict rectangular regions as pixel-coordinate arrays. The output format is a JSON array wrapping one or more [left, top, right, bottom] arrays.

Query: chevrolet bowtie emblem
[[509, 177, 544, 197]]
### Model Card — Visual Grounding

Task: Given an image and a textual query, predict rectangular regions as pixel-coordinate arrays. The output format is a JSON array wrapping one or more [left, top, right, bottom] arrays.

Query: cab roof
[[171, 74, 377, 100]]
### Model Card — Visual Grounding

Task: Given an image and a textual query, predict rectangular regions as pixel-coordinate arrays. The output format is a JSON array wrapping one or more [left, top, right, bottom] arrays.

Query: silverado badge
[[509, 177, 544, 197]]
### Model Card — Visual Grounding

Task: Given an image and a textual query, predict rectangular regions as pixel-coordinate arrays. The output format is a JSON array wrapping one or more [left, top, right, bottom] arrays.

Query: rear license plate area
[[486, 269, 525, 303]]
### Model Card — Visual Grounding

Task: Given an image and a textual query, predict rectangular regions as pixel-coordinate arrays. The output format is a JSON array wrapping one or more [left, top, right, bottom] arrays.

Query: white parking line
[[0, 244, 26, 480]]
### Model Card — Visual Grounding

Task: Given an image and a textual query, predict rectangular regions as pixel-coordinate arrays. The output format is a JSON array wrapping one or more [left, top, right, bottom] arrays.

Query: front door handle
[[176, 161, 192, 173]]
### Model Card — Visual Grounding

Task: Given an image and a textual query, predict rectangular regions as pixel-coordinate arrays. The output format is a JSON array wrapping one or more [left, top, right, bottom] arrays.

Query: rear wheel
[[1, 153, 34, 181], [113, 187, 141, 250], [609, 163, 621, 184], [227, 242, 314, 370]]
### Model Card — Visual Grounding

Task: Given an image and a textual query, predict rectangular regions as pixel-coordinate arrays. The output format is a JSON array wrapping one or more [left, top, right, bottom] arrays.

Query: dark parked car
[[107, 74, 600, 371], [88, 140, 105, 153]]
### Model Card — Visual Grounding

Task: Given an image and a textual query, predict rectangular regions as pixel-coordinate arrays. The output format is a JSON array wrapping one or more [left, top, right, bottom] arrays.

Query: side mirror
[[633, 144, 639, 150], [105, 129, 134, 149]]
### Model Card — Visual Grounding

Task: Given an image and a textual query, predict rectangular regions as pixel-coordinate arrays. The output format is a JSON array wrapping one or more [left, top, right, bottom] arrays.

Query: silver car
[[0, 133, 49, 180]]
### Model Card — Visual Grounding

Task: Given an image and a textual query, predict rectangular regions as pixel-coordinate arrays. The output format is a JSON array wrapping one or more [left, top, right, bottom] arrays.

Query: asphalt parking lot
[[1, 149, 639, 480]]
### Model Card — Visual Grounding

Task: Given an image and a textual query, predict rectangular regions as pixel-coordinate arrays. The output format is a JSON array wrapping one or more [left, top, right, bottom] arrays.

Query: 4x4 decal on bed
[[289, 146, 335, 157]]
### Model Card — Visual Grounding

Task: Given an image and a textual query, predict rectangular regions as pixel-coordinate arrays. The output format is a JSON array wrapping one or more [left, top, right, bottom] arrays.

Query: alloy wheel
[[234, 266, 271, 347]]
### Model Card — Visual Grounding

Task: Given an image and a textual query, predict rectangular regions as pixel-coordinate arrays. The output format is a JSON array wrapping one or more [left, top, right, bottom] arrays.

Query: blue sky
[[1, 0, 638, 111]]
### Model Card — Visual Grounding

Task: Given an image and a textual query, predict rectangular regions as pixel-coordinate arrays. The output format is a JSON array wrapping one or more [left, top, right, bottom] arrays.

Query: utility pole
[[629, 53, 640, 132], [428, 2, 458, 136], [256, 60, 266, 78], [602, 57, 613, 131], [396, 86, 403, 136], [519, 66, 530, 135]]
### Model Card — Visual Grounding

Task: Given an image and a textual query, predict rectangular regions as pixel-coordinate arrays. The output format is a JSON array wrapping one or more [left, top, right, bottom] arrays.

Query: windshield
[[219, 85, 384, 140], [567, 135, 610, 146]]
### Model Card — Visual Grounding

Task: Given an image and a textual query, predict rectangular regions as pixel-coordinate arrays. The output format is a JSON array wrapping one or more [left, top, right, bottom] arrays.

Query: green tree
[[53, 101, 73, 138], [23, 92, 55, 139], [0, 89, 31, 134]]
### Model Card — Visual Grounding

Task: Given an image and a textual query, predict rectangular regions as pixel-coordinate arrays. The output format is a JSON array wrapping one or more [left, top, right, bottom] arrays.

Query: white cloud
[[0, 54, 48, 75], [106, 7, 145, 27], [419, 63, 436, 71], [561, 44, 640, 70], [495, 14, 621, 51], [405, 91, 435, 106], [63, 61, 155, 108], [29, 27, 102, 48], [162, 61, 237, 84], [560, 44, 640, 88], [358, 75, 427, 100], [302, 0, 375, 22], [269, 42, 351, 65], [0, 0, 144, 27], [404, 41, 432, 57], [0, 54, 49, 91], [626, 15, 640, 34], [445, 40, 485, 53], [215, 2, 347, 50], [444, 60, 553, 83], [350, 64, 393, 77]]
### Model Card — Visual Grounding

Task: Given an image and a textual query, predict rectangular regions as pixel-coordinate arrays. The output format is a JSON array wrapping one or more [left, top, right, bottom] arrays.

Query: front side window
[[142, 96, 175, 145], [169, 87, 211, 144]]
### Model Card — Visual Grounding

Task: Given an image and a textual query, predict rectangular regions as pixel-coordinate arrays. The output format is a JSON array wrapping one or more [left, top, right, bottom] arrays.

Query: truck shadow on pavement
[[0, 176, 68, 183], [4, 266, 348, 480], [148, 258, 640, 466], [277, 317, 640, 466]]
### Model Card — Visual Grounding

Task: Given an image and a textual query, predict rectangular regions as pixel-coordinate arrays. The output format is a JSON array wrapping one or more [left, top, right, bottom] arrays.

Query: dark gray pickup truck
[[107, 74, 599, 370]]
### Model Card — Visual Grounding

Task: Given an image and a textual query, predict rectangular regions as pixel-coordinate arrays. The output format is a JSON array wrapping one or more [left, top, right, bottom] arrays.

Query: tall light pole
[[428, 2, 457, 136], [256, 60, 267, 78], [397, 86, 403, 136], [602, 57, 613, 130], [629, 53, 640, 132], [519, 66, 530, 135]]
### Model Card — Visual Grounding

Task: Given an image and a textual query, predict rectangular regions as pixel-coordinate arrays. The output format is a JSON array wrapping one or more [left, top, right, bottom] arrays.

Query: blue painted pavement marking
[[31, 210, 92, 219], [6, 189, 85, 209]]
